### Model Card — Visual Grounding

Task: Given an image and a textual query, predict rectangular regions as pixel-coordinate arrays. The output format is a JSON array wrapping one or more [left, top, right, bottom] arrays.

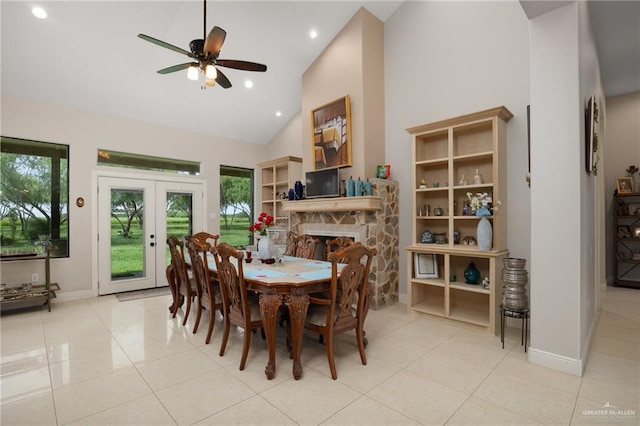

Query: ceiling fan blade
[[138, 34, 194, 58], [215, 68, 232, 89], [216, 59, 267, 72], [203, 27, 227, 57], [157, 63, 197, 74]]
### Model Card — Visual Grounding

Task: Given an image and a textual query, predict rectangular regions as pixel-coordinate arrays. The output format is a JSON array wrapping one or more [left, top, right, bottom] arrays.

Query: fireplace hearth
[[287, 179, 398, 309]]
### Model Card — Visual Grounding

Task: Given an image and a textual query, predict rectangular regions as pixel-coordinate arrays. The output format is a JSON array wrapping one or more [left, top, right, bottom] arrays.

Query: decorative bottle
[[472, 169, 483, 185], [462, 202, 470, 216], [346, 176, 355, 197], [294, 181, 304, 200], [363, 178, 373, 196], [354, 177, 363, 196]]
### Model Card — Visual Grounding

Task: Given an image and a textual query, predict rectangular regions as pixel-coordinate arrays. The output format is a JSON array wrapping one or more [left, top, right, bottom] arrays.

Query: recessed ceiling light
[[31, 6, 47, 19], [275, 111, 282, 117], [309, 29, 318, 39], [244, 80, 253, 89]]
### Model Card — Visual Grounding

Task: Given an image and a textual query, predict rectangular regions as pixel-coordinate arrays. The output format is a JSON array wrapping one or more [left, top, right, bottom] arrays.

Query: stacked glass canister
[[501, 258, 529, 310]]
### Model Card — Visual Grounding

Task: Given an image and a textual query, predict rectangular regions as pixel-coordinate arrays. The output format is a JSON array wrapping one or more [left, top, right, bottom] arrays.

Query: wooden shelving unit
[[257, 156, 302, 229], [405, 106, 512, 334], [614, 191, 640, 288]]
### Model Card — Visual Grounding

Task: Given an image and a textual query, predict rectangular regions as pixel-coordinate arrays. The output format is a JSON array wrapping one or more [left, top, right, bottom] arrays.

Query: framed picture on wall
[[311, 95, 352, 170], [414, 253, 438, 279]]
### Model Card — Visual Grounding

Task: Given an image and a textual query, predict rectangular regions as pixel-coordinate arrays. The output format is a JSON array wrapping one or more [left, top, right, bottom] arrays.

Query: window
[[97, 149, 200, 175], [1, 137, 69, 257], [219, 165, 254, 247]]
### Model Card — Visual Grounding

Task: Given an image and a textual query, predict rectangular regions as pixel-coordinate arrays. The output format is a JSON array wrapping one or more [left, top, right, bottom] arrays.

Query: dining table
[[195, 252, 343, 380]]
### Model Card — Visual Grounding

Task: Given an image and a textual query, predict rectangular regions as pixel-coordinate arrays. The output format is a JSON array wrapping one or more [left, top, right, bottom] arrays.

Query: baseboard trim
[[528, 347, 584, 377]]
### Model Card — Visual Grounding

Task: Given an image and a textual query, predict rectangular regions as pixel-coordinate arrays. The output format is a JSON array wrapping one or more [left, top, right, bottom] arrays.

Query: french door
[[98, 176, 204, 295]]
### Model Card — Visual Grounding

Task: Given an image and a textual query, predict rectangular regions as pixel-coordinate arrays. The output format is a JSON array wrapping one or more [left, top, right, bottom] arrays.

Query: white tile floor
[[1, 287, 638, 425]]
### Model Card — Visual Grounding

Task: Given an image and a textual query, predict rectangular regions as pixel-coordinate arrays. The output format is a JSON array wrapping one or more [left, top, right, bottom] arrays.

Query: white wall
[[528, 1, 604, 375], [1, 95, 268, 298], [384, 1, 531, 299]]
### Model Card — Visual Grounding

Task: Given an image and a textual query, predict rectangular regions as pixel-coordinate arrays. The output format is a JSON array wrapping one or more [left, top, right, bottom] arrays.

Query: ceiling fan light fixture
[[187, 65, 199, 81], [205, 64, 217, 79], [244, 80, 254, 89], [205, 78, 216, 87]]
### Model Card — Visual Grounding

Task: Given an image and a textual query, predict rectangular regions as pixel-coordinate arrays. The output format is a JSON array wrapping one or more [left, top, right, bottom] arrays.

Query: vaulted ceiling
[[2, 1, 637, 145]]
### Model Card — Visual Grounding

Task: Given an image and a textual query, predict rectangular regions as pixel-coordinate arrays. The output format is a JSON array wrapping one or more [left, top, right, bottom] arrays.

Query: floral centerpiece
[[249, 212, 275, 236], [466, 192, 500, 216]]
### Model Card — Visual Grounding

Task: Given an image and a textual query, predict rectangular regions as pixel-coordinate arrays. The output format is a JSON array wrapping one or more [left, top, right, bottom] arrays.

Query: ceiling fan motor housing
[[189, 39, 205, 57]]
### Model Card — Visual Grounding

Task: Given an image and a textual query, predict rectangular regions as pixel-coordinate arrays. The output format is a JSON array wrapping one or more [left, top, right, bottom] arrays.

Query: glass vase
[[258, 234, 274, 259]]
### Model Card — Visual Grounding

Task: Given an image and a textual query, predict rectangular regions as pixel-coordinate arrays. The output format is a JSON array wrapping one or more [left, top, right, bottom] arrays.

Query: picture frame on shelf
[[414, 253, 438, 278], [618, 226, 632, 238], [633, 226, 640, 238], [616, 177, 634, 194], [311, 95, 352, 170], [629, 203, 640, 216]]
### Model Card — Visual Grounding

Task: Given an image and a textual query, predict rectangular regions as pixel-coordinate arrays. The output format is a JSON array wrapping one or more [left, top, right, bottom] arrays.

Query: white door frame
[[91, 170, 206, 297]]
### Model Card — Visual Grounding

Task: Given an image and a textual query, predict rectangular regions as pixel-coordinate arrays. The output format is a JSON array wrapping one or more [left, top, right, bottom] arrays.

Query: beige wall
[[301, 8, 385, 181], [1, 95, 268, 297]]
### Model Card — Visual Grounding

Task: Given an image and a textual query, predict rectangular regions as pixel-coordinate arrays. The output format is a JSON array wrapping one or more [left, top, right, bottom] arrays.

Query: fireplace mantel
[[282, 196, 382, 213]]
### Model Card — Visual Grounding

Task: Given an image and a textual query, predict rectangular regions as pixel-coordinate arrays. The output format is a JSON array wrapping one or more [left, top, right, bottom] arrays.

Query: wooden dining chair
[[304, 242, 377, 379], [212, 242, 264, 370], [294, 234, 320, 259], [167, 235, 197, 325], [325, 236, 354, 263], [186, 231, 219, 248], [283, 231, 298, 256], [187, 239, 224, 344]]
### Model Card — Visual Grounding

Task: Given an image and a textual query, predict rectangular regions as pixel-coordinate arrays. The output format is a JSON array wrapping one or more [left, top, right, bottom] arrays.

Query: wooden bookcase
[[257, 156, 302, 229], [405, 106, 512, 334]]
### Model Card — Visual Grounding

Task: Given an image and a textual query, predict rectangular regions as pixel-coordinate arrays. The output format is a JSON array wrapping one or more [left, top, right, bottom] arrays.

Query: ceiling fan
[[137, 0, 267, 89]]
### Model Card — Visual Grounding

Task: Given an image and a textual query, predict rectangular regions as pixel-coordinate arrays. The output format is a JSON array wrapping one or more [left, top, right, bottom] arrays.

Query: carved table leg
[[259, 289, 282, 380], [284, 288, 309, 380]]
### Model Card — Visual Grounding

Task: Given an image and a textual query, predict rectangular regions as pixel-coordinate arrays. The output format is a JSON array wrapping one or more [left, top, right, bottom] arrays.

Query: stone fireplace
[[283, 179, 399, 309]]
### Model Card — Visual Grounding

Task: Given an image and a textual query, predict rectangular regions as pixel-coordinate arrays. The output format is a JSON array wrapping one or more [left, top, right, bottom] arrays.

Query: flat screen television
[[305, 167, 340, 199]]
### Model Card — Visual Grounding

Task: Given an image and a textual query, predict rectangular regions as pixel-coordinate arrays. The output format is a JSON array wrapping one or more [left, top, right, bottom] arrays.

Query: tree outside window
[[1, 137, 69, 257], [219, 166, 253, 247]]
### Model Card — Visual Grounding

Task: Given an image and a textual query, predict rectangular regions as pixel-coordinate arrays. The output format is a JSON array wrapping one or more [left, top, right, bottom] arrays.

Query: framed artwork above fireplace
[[311, 95, 352, 170]]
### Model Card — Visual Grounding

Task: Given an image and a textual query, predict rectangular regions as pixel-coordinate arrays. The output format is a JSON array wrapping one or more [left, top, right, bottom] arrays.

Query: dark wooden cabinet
[[614, 192, 640, 288]]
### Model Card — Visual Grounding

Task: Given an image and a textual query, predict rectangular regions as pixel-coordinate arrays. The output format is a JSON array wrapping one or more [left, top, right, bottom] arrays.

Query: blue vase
[[294, 181, 304, 199], [464, 262, 480, 284]]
